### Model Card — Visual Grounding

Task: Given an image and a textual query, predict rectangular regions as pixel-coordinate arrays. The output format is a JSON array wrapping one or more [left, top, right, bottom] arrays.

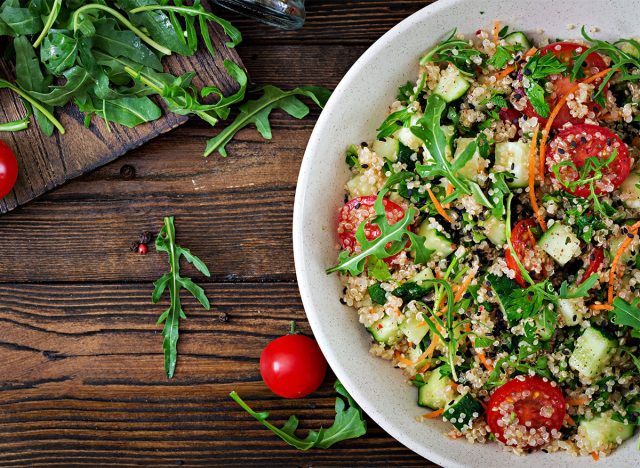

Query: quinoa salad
[[326, 23, 640, 457]]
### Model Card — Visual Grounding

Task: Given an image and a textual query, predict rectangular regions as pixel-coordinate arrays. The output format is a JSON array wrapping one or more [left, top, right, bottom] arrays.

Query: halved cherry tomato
[[546, 124, 630, 197], [486, 376, 566, 449], [522, 42, 608, 129], [338, 196, 406, 259], [505, 218, 551, 287], [0, 140, 18, 200], [579, 246, 604, 284], [499, 107, 522, 125]]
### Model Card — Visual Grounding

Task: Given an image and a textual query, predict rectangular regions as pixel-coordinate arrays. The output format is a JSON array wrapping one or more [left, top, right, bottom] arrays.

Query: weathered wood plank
[[0, 0, 243, 214], [0, 282, 431, 467]]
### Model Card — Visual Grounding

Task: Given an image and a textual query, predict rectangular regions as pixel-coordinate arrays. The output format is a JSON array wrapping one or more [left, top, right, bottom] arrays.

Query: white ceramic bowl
[[293, 0, 639, 466]]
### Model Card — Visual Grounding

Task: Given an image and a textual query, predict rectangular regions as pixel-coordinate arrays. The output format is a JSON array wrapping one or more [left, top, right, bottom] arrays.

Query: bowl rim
[[293, 1, 465, 464]]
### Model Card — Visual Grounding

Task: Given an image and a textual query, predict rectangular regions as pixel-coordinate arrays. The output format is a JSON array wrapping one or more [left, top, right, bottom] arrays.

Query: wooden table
[[0, 1, 438, 466]]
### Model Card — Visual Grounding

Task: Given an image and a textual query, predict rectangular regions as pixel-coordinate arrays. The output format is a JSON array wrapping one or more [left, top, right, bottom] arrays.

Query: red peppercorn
[[137, 243, 148, 255]]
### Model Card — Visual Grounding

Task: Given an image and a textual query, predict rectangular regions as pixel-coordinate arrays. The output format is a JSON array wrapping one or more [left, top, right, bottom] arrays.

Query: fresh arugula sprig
[[611, 296, 640, 331], [229, 380, 367, 450], [420, 29, 486, 74], [487, 44, 523, 70], [522, 52, 566, 117], [571, 27, 640, 104], [204, 85, 331, 157], [559, 273, 599, 299], [153, 216, 211, 379]]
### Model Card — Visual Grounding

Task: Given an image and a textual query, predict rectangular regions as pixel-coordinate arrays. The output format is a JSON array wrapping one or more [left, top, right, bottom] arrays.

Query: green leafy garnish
[[522, 52, 566, 117], [487, 46, 516, 70], [420, 29, 486, 74], [326, 188, 416, 276], [559, 273, 599, 299], [368, 283, 387, 305], [376, 108, 412, 140], [487, 274, 545, 324], [229, 380, 367, 450], [204, 85, 331, 157], [611, 297, 640, 330], [153, 216, 211, 379]]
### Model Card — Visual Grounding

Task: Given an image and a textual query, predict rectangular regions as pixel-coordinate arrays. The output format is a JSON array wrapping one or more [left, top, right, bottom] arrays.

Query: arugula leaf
[[153, 216, 211, 379], [408, 232, 433, 264], [205, 85, 331, 157], [396, 81, 414, 102], [376, 108, 412, 140], [368, 283, 387, 305], [367, 258, 392, 281], [327, 189, 416, 276], [420, 29, 486, 74], [611, 297, 640, 330], [559, 273, 598, 299], [230, 380, 367, 450], [473, 335, 494, 348]]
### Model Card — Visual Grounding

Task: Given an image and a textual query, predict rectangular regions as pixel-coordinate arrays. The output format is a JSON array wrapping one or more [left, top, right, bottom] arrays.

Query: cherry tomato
[[499, 107, 522, 125], [546, 124, 630, 197], [486, 376, 566, 449], [579, 246, 604, 284], [338, 196, 406, 260], [260, 332, 327, 399], [0, 140, 18, 200], [505, 218, 552, 287], [522, 42, 608, 129]]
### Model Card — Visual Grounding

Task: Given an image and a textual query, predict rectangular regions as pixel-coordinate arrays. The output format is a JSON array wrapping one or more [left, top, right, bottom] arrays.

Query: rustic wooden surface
[[0, 0, 242, 214], [0, 1, 440, 466]]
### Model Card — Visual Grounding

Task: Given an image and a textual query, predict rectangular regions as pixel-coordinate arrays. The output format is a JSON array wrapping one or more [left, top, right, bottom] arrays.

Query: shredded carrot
[[566, 397, 589, 406], [395, 352, 415, 367], [426, 187, 452, 223], [589, 304, 614, 311], [454, 270, 476, 303], [492, 20, 501, 44], [492, 47, 537, 81], [477, 352, 493, 371], [444, 183, 454, 208], [608, 221, 640, 303], [422, 408, 445, 419], [591, 451, 600, 461], [538, 68, 613, 178], [417, 336, 440, 373], [527, 124, 547, 232], [566, 415, 576, 426]]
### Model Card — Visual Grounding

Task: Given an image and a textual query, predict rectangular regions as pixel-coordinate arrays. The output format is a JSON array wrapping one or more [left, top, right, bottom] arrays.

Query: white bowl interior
[[293, 0, 639, 466]]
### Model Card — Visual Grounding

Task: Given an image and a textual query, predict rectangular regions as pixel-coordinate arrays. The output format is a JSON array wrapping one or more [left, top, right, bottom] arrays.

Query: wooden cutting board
[[0, 3, 243, 214]]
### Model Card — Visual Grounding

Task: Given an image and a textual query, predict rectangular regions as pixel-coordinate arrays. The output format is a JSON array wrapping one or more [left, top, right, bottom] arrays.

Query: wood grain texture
[[0, 0, 243, 214], [0, 0, 442, 466]]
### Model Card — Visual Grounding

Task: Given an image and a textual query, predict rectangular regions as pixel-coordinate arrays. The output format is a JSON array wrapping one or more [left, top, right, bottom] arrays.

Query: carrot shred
[[589, 304, 614, 311], [566, 415, 576, 426], [566, 397, 589, 406], [444, 183, 454, 208], [492, 20, 501, 44], [492, 47, 537, 81], [538, 68, 613, 178], [422, 408, 445, 419], [527, 124, 547, 232], [591, 451, 600, 461], [417, 336, 440, 373], [477, 352, 494, 371], [608, 220, 640, 303], [395, 352, 415, 367], [427, 187, 452, 223], [454, 270, 476, 303]]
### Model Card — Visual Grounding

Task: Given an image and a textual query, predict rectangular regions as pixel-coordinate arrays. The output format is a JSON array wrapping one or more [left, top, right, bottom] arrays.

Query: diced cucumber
[[346, 173, 377, 197], [494, 141, 531, 188], [400, 312, 429, 345], [619, 172, 640, 209], [417, 221, 455, 258], [368, 314, 401, 345], [617, 39, 640, 59], [557, 297, 584, 326], [410, 267, 435, 285], [481, 215, 507, 246], [569, 327, 616, 379], [609, 234, 638, 264], [534, 313, 554, 341], [503, 31, 531, 49], [394, 113, 423, 151], [418, 368, 458, 410], [406, 344, 424, 364], [453, 137, 486, 181], [443, 394, 484, 432], [578, 414, 635, 452], [433, 65, 470, 103], [538, 222, 581, 266], [373, 137, 399, 162]]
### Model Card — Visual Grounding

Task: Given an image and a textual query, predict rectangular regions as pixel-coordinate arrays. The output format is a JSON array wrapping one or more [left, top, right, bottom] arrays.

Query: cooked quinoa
[[327, 25, 640, 457]]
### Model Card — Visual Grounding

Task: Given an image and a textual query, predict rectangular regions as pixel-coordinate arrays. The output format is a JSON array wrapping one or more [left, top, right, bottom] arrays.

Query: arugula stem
[[72, 4, 172, 56], [33, 0, 62, 48], [0, 116, 30, 132], [0, 79, 65, 134]]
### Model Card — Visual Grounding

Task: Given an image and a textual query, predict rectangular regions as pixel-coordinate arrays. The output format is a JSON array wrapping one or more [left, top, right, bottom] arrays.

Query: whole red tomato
[[260, 325, 327, 398], [0, 140, 18, 200]]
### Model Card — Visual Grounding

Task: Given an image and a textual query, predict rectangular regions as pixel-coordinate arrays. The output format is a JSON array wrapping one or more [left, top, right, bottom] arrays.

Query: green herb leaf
[[522, 52, 566, 118], [153, 216, 211, 379], [408, 232, 433, 265], [204, 85, 331, 157], [559, 273, 599, 299], [487, 46, 513, 69], [367, 258, 392, 281], [420, 29, 486, 74], [487, 274, 544, 324], [473, 336, 494, 348], [376, 108, 411, 140], [229, 380, 366, 450], [368, 283, 387, 305], [611, 297, 640, 330]]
